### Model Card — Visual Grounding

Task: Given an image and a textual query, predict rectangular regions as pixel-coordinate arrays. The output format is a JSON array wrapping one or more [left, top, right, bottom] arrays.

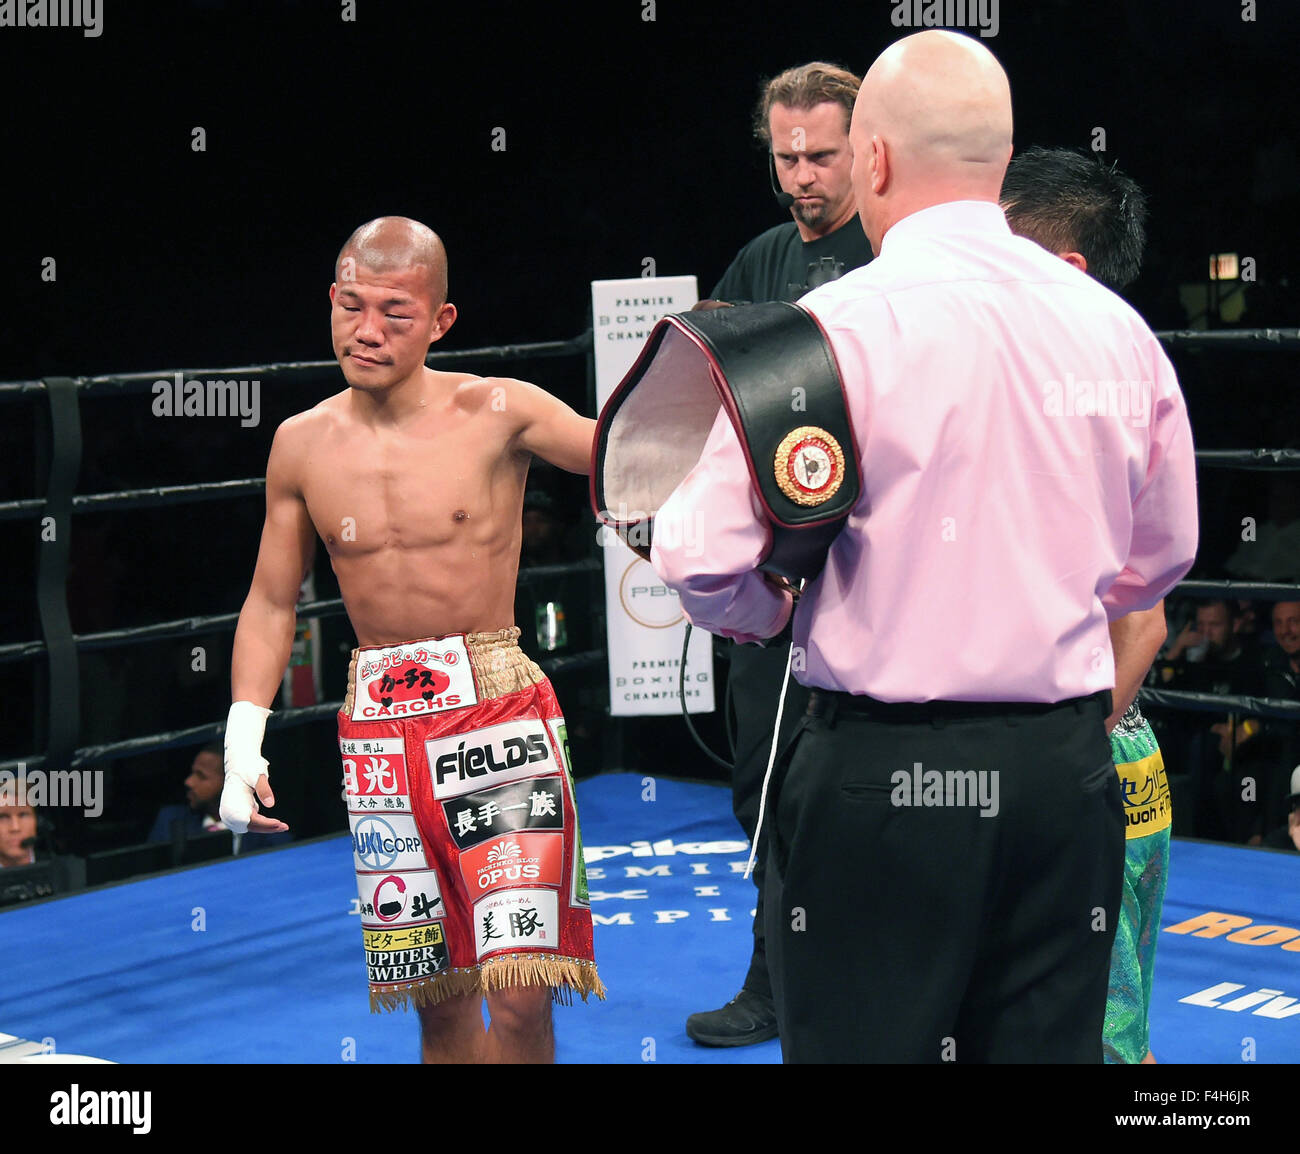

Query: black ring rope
[[5, 331, 604, 783], [0, 333, 594, 399], [12, 558, 1276, 671], [1174, 579, 1300, 600], [1139, 687, 1300, 722], [1152, 327, 1300, 350], [2, 447, 1297, 525], [1194, 449, 1300, 469], [0, 479, 271, 522], [0, 479, 267, 522], [0, 650, 608, 775], [1, 326, 1294, 403], [2, 325, 1296, 404], [0, 560, 604, 665]]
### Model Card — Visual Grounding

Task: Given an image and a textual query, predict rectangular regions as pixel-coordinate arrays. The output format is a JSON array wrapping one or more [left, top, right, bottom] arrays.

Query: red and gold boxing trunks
[[339, 627, 604, 1011]]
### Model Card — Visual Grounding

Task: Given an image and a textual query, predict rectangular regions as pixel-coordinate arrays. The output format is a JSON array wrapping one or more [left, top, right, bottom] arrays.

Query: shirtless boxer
[[223, 216, 603, 1064]]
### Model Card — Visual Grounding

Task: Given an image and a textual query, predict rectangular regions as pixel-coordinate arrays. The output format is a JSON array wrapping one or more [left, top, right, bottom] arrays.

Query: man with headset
[[686, 60, 872, 1049]]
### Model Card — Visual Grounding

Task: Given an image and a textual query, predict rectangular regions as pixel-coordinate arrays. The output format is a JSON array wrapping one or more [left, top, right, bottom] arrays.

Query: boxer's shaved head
[[336, 216, 448, 307], [329, 216, 459, 393], [852, 31, 1013, 251]]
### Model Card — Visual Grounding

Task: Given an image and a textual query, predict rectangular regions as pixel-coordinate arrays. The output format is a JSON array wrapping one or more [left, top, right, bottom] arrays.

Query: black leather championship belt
[[591, 301, 861, 581]]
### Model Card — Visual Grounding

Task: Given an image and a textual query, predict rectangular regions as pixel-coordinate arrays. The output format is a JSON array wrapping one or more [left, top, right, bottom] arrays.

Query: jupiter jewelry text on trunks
[[890, 762, 1001, 817]]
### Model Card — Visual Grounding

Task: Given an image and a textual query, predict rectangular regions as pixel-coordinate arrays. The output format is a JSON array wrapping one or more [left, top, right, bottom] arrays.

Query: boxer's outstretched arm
[[508, 377, 596, 475], [1106, 600, 1166, 733], [232, 419, 316, 706]]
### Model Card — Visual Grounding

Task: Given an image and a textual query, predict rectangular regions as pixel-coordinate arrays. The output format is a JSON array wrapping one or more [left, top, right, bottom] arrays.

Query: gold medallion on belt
[[774, 425, 845, 506]]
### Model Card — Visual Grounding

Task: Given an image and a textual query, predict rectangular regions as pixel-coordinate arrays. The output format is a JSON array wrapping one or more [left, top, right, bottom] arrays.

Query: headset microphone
[[768, 154, 795, 208]]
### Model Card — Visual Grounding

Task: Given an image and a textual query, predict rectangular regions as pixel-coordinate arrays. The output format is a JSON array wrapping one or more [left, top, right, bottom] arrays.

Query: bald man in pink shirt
[[652, 32, 1198, 1062]]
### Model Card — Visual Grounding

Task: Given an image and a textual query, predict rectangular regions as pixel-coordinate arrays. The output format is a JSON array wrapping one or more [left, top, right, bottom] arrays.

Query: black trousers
[[764, 689, 1124, 1062], [727, 641, 811, 999]]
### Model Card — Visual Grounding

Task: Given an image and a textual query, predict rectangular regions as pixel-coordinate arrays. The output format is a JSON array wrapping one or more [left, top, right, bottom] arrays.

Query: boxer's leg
[[466, 632, 601, 1062], [1103, 845, 1146, 1063], [352, 631, 600, 1064], [1105, 713, 1172, 1062], [417, 992, 487, 1064], [1131, 826, 1171, 1061], [484, 985, 554, 1064]]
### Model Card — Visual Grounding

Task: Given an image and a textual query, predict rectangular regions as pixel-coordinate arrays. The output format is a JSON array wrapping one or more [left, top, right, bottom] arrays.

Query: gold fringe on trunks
[[480, 954, 607, 1005], [369, 955, 607, 1013], [370, 966, 484, 1013]]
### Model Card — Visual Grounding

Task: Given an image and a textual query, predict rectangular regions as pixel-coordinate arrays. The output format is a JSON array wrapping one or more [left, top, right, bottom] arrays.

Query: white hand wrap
[[220, 701, 271, 834]]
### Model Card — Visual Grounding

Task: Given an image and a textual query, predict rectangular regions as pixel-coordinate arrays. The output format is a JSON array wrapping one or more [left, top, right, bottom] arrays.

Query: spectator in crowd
[[0, 793, 38, 868], [150, 744, 292, 850], [1153, 599, 1265, 839], [0, 786, 85, 904], [1253, 601, 1300, 838], [1164, 600, 1263, 694], [1260, 766, 1300, 852], [1265, 601, 1300, 690], [148, 744, 228, 841], [1234, 599, 1263, 647]]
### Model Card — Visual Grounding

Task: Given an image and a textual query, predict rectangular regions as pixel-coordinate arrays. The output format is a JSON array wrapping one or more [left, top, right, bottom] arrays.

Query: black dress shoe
[[685, 988, 779, 1047]]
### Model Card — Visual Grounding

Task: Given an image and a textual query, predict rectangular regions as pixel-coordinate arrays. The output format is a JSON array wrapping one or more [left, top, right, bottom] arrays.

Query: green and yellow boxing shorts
[[1104, 702, 1171, 1064]]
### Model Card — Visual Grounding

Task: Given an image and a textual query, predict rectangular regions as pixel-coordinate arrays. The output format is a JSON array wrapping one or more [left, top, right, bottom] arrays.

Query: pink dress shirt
[[652, 200, 1198, 702]]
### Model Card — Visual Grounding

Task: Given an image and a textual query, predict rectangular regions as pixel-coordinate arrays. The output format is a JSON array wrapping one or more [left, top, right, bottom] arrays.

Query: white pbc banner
[[591, 276, 715, 718]]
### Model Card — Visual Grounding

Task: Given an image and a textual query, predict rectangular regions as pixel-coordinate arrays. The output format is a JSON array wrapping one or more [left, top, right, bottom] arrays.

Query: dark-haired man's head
[[1000, 147, 1147, 290], [1196, 599, 1240, 660], [1273, 601, 1300, 660], [185, 744, 225, 815]]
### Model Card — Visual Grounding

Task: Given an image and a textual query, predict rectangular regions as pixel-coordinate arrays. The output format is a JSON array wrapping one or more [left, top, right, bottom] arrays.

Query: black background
[[3, 0, 1298, 380]]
